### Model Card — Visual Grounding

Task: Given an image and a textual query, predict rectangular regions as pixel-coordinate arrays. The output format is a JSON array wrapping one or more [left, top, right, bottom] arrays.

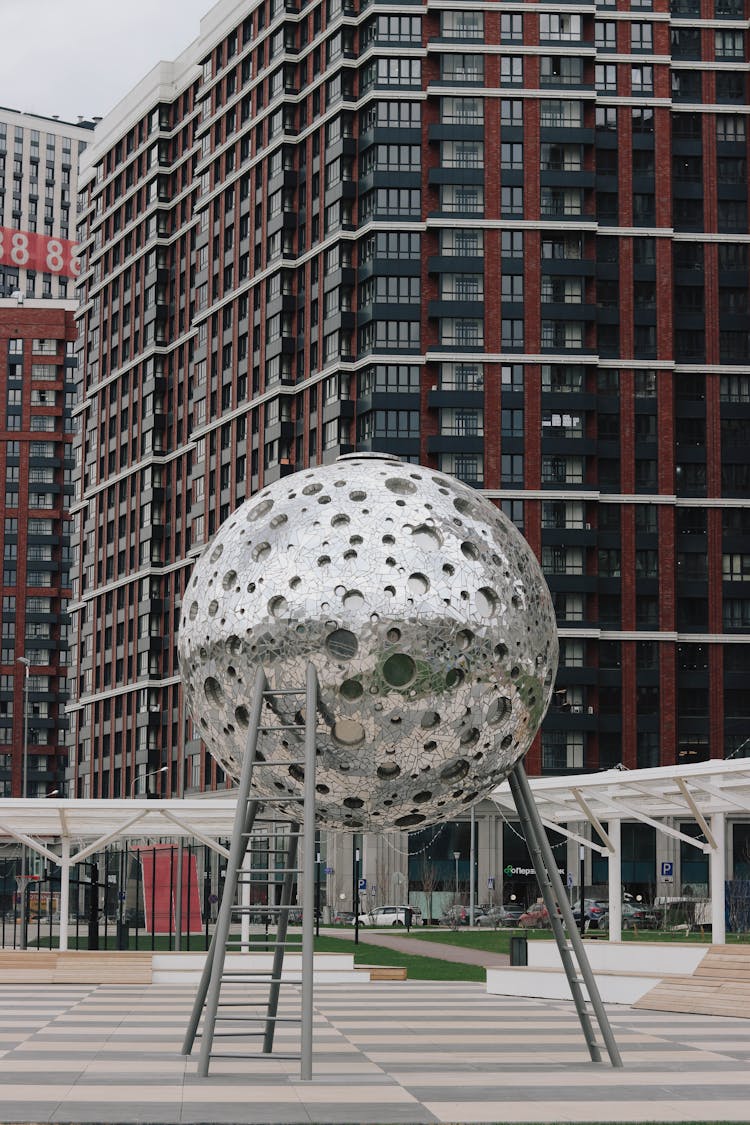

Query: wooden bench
[[633, 944, 750, 1018], [0, 950, 153, 984], [356, 964, 407, 981]]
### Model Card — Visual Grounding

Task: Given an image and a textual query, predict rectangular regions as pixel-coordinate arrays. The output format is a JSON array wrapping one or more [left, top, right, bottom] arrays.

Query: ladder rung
[[216, 1015, 302, 1023], [209, 1052, 302, 1060], [221, 974, 303, 983], [263, 689, 306, 696], [249, 757, 307, 765], [258, 725, 304, 732]]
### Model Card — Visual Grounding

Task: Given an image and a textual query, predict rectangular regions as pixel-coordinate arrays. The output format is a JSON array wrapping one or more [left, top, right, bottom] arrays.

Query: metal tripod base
[[508, 761, 623, 1068], [182, 663, 319, 1080]]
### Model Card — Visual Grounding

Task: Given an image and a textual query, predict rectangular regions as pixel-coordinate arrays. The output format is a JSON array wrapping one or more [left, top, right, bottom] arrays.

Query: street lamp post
[[453, 851, 460, 904], [18, 657, 30, 950], [130, 764, 167, 798]]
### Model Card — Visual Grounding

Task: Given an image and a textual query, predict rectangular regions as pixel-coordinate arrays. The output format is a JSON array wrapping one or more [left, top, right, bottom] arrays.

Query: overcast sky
[[3, 0, 212, 124]]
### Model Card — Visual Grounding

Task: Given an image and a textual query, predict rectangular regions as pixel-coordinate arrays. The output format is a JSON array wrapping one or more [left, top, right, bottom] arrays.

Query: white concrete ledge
[[487, 941, 710, 1006], [152, 951, 361, 985]]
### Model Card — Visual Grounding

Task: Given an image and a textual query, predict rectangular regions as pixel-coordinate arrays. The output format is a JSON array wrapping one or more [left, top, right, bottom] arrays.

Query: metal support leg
[[181, 793, 261, 1056], [300, 661, 318, 1081], [508, 762, 622, 1068], [183, 667, 267, 1068], [262, 826, 300, 1053]]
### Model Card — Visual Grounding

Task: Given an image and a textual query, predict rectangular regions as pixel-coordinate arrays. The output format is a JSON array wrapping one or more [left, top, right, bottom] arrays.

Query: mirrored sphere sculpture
[[178, 455, 558, 831]]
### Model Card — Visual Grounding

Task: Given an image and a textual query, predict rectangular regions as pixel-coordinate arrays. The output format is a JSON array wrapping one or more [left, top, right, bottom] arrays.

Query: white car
[[357, 905, 421, 927]]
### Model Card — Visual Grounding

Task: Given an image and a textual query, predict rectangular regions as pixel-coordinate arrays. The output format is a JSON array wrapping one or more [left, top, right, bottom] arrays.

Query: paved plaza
[[0, 980, 749, 1123]]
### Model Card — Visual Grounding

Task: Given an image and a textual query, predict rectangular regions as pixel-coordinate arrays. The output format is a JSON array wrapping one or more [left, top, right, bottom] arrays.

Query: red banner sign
[[0, 226, 80, 279]]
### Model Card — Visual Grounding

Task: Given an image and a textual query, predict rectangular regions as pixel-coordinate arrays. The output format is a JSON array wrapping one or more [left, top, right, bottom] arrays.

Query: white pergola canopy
[[0, 797, 245, 950], [492, 758, 750, 943]]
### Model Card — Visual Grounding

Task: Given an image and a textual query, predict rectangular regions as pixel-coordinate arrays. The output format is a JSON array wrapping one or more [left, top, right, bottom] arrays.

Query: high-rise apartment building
[[0, 298, 77, 797], [0, 108, 92, 802], [70, 0, 750, 802], [0, 107, 95, 300]]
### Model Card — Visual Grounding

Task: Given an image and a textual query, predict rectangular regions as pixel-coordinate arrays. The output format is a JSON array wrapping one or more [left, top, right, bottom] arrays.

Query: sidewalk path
[[0, 979, 749, 1123], [351, 927, 511, 967]]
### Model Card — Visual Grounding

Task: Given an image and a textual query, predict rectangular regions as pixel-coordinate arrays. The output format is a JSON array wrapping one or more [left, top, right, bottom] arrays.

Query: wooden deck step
[[0, 951, 153, 984], [633, 945, 750, 1018], [356, 964, 407, 981]]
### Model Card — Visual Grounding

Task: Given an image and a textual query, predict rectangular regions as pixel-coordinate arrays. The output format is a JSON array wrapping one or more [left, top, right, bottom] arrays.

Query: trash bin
[[116, 921, 130, 950], [510, 932, 528, 966]]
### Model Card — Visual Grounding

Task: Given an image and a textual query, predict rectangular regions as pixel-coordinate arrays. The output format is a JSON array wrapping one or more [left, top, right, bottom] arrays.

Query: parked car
[[502, 903, 526, 924], [358, 905, 421, 927], [442, 904, 469, 926], [571, 898, 609, 930], [518, 901, 551, 928], [332, 910, 355, 925], [620, 902, 660, 930], [475, 905, 518, 928]]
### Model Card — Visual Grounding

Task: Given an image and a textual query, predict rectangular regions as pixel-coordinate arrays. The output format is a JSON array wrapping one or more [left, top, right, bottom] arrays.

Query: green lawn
[[314, 933, 485, 981]]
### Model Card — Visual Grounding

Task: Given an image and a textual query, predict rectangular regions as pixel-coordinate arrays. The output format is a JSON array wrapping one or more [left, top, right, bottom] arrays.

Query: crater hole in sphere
[[289, 576, 301, 589], [396, 813, 426, 827], [376, 762, 399, 779], [248, 498, 274, 521], [235, 706, 249, 728], [460, 727, 480, 746], [332, 719, 365, 746], [208, 600, 219, 617], [270, 512, 288, 529], [326, 629, 358, 659], [302, 482, 322, 495], [340, 678, 363, 701], [221, 570, 237, 591], [204, 677, 223, 706], [382, 534, 395, 545], [252, 542, 271, 562], [189, 602, 198, 620], [385, 477, 416, 495], [342, 589, 364, 611], [316, 784, 330, 795], [344, 796, 364, 809], [461, 541, 480, 561], [382, 653, 417, 688], [350, 535, 363, 545], [387, 627, 401, 642], [227, 635, 242, 656], [441, 759, 469, 782], [317, 555, 331, 566], [495, 643, 508, 659], [501, 735, 513, 750], [384, 585, 396, 597], [443, 563, 455, 576], [476, 587, 498, 617], [289, 764, 305, 783], [331, 514, 350, 528], [421, 711, 440, 729], [343, 549, 357, 560], [411, 524, 441, 550], [210, 543, 224, 563], [487, 696, 512, 725], [268, 595, 288, 618], [456, 629, 474, 651], [414, 791, 432, 804], [349, 490, 367, 501], [446, 668, 464, 689], [408, 572, 429, 595]]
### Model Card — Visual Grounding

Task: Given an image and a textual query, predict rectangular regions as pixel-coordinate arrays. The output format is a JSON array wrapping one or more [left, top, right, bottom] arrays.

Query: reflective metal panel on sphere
[[178, 455, 558, 831]]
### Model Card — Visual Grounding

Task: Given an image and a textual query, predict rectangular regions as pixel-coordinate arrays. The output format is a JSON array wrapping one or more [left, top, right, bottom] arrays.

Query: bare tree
[[419, 856, 439, 924]]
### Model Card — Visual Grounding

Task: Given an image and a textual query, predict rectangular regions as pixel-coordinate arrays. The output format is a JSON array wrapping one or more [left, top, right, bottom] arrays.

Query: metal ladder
[[507, 761, 623, 1068], [182, 662, 319, 1078]]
